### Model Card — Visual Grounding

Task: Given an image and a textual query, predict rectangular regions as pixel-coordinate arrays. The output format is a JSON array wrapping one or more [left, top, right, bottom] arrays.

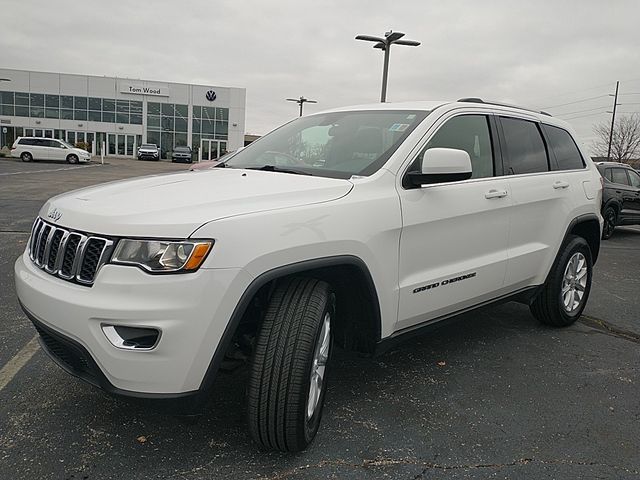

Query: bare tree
[[592, 114, 640, 162]]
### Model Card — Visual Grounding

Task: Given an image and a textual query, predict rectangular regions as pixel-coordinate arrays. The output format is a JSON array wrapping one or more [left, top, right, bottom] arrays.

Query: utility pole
[[607, 81, 620, 161], [355, 30, 420, 102], [286, 96, 317, 117]]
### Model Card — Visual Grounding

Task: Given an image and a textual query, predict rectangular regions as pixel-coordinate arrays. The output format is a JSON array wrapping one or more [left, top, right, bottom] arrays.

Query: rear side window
[[542, 124, 585, 170], [420, 115, 494, 178], [500, 117, 549, 174], [18, 138, 34, 146], [611, 168, 630, 185]]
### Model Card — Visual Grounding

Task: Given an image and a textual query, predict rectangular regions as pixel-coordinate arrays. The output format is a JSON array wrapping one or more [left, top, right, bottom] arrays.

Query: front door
[[626, 169, 640, 220], [396, 113, 511, 331]]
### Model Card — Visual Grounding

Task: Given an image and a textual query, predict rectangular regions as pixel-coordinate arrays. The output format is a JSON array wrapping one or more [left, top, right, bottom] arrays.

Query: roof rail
[[457, 97, 552, 117]]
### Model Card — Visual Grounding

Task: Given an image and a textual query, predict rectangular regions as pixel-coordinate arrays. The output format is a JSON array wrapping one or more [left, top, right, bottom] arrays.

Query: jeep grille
[[28, 218, 114, 286]]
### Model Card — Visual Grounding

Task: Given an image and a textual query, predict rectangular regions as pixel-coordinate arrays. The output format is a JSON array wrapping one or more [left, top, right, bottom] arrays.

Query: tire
[[247, 277, 335, 452], [602, 206, 617, 240], [530, 235, 592, 327], [67, 154, 79, 164], [21, 152, 32, 162]]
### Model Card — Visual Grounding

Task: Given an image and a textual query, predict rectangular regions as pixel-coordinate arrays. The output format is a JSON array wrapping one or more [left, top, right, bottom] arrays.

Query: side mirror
[[406, 148, 473, 188]]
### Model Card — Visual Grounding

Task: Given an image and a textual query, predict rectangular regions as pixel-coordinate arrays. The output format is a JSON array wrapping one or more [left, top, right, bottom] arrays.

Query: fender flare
[[197, 254, 382, 393]]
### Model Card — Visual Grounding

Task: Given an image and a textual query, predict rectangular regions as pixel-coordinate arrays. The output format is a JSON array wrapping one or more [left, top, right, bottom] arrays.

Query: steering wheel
[[262, 150, 306, 167]]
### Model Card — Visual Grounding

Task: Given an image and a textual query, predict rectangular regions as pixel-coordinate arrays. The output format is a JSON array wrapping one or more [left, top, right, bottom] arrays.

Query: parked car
[[11, 137, 91, 164], [595, 161, 640, 239], [171, 146, 192, 163], [137, 143, 159, 160], [15, 98, 603, 452]]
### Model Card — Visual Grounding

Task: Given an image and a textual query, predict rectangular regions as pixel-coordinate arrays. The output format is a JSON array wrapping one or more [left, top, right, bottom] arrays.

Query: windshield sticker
[[389, 123, 410, 132]]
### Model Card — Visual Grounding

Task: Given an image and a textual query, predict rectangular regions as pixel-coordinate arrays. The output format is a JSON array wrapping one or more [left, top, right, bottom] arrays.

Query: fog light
[[102, 325, 161, 350]]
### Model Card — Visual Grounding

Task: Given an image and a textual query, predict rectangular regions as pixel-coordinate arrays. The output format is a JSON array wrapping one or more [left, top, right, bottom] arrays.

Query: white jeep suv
[[11, 137, 91, 163], [15, 99, 603, 451]]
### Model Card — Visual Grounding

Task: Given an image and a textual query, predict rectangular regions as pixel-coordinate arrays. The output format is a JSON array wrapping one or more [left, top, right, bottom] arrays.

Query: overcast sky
[[2, 0, 640, 152]]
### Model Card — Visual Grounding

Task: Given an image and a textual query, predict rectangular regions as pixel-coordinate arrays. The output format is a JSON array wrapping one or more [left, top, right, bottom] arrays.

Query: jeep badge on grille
[[47, 208, 62, 222]]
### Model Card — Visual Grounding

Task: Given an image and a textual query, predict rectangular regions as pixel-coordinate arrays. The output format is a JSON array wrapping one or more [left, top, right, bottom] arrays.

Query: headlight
[[111, 239, 213, 273]]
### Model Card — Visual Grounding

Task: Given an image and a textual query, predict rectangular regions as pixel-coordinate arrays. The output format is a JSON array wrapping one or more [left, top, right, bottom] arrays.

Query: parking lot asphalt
[[0, 157, 638, 479]]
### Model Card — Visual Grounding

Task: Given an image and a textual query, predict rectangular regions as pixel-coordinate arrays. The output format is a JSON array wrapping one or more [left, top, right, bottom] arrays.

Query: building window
[[147, 102, 189, 158]]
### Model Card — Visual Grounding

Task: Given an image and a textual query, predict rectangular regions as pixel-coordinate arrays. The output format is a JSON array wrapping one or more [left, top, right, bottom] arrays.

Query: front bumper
[[15, 250, 251, 396]]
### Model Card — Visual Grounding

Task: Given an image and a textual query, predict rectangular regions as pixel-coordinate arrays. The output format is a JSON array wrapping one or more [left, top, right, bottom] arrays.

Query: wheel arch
[[565, 213, 601, 265], [197, 255, 382, 393]]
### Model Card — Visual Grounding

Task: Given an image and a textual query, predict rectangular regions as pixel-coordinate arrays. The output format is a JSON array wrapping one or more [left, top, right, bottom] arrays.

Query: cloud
[[1, 0, 639, 150]]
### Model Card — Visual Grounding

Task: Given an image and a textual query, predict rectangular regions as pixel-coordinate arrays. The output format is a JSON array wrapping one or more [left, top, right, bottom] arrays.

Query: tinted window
[[18, 138, 35, 146], [419, 115, 494, 178], [628, 170, 640, 188], [501, 117, 549, 174], [611, 168, 630, 185], [542, 124, 585, 170], [604, 168, 613, 182], [47, 140, 64, 148]]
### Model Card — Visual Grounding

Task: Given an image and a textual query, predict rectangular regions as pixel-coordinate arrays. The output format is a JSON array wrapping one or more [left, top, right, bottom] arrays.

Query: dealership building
[[0, 68, 246, 161]]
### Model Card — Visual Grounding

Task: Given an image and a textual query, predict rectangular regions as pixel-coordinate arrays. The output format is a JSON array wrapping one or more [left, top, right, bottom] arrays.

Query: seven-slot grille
[[29, 217, 114, 286]]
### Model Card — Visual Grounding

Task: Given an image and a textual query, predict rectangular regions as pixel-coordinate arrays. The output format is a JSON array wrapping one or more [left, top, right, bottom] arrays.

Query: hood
[[72, 148, 90, 156], [40, 169, 353, 238]]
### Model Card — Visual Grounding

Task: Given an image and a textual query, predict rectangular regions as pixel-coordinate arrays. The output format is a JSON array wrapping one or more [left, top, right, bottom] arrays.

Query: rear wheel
[[247, 277, 335, 452], [67, 154, 79, 164], [602, 206, 617, 240], [530, 235, 592, 327], [21, 152, 32, 162]]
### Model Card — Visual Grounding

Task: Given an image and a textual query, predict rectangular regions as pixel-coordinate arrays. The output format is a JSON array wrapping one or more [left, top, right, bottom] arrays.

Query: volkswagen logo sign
[[205, 90, 217, 102]]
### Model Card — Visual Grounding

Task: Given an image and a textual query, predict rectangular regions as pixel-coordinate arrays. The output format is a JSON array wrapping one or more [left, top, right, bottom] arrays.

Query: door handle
[[553, 181, 570, 189], [485, 189, 508, 199]]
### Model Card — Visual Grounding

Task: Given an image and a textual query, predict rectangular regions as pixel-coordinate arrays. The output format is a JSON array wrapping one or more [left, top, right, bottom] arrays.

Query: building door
[[125, 135, 135, 156], [108, 134, 116, 155], [199, 139, 227, 161]]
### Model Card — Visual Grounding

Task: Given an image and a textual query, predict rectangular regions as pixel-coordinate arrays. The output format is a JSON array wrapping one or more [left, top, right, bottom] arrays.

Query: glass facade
[[1, 87, 235, 160], [0, 90, 142, 125]]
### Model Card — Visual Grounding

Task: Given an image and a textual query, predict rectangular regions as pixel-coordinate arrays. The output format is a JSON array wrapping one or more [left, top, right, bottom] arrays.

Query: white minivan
[[11, 137, 91, 163]]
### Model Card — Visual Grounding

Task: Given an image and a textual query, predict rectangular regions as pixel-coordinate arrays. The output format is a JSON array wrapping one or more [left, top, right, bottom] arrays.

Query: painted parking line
[[0, 164, 102, 176], [0, 335, 40, 392]]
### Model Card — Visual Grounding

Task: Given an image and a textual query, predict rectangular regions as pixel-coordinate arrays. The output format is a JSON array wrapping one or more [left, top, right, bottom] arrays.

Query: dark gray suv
[[596, 161, 640, 239], [171, 146, 192, 163]]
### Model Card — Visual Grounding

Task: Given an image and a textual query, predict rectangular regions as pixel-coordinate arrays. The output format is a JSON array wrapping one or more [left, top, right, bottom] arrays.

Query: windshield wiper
[[246, 165, 312, 176]]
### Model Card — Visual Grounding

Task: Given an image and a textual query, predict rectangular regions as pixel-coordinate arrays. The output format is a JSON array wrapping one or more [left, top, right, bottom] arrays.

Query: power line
[[542, 95, 610, 109], [562, 111, 609, 121], [552, 105, 609, 116]]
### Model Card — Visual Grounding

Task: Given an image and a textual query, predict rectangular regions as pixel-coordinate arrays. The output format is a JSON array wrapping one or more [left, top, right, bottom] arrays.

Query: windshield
[[224, 110, 429, 178], [175, 146, 190, 152], [141, 144, 157, 149]]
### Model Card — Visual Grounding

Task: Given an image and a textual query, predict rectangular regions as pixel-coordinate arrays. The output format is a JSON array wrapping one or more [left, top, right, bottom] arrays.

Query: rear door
[[610, 167, 639, 223], [498, 117, 587, 289], [625, 169, 640, 220], [396, 112, 512, 330], [30, 138, 50, 161], [46, 139, 66, 161]]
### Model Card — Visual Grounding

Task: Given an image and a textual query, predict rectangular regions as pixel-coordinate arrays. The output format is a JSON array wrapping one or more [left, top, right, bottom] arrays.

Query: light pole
[[355, 30, 420, 102], [286, 96, 317, 117]]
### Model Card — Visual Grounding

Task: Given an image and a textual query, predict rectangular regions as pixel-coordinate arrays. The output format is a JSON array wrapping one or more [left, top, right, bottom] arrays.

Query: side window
[[48, 140, 64, 148], [611, 168, 630, 186], [628, 170, 640, 188], [500, 117, 549, 174], [416, 115, 494, 179], [605, 168, 613, 182], [542, 124, 585, 170]]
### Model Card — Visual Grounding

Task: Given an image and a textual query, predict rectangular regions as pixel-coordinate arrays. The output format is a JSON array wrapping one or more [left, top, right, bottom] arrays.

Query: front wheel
[[530, 235, 592, 327], [247, 277, 335, 452], [602, 206, 617, 240], [66, 154, 79, 164]]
